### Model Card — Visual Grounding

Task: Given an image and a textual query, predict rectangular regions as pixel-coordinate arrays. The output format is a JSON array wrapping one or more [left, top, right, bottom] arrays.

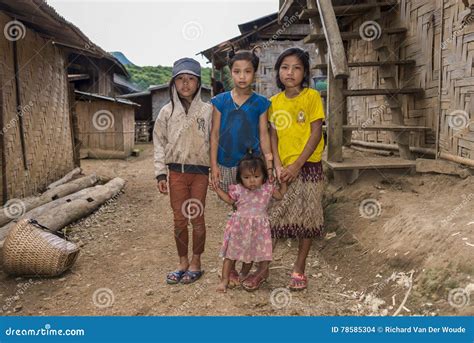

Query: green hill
[[125, 65, 212, 90]]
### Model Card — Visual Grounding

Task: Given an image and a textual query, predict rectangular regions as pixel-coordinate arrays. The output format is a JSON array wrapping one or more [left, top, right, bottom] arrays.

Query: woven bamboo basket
[[2, 219, 80, 277]]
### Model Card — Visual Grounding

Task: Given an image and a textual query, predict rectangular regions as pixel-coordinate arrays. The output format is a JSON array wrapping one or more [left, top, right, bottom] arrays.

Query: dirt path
[[0, 144, 472, 316]]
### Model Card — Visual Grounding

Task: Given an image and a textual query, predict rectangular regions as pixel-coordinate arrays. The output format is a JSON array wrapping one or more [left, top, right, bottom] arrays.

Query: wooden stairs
[[305, 0, 428, 185]]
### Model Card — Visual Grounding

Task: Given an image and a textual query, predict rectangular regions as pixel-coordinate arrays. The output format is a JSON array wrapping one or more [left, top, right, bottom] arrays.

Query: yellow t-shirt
[[268, 88, 325, 166]]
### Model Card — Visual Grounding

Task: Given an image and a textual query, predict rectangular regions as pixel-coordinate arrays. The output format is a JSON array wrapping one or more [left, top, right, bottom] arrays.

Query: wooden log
[[416, 159, 472, 178], [46, 167, 82, 190], [315, 0, 349, 79], [350, 145, 394, 156], [0, 174, 98, 227], [351, 140, 436, 156], [0, 178, 125, 241]]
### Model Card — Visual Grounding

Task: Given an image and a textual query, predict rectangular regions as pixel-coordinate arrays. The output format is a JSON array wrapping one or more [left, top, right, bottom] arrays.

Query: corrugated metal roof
[[75, 91, 140, 107]]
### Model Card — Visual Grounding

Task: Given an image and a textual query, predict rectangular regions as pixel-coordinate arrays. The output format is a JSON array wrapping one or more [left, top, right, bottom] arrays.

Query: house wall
[[75, 100, 135, 156], [253, 40, 318, 98], [0, 12, 75, 201], [344, 0, 473, 160]]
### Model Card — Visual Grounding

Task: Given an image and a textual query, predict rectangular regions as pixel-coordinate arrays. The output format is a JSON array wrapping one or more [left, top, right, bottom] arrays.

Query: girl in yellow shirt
[[268, 47, 325, 291]]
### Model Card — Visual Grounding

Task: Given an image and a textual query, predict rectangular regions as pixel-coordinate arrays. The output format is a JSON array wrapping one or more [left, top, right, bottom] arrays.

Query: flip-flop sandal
[[181, 270, 204, 284], [288, 272, 308, 291], [166, 270, 186, 285], [242, 272, 267, 292]]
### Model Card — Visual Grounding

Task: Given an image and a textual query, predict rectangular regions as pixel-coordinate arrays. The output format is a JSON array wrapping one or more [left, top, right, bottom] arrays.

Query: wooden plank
[[0, 67, 6, 205], [313, 60, 416, 69], [316, 0, 349, 78], [278, 0, 295, 23], [299, 1, 398, 19], [323, 157, 416, 171], [304, 27, 407, 43]]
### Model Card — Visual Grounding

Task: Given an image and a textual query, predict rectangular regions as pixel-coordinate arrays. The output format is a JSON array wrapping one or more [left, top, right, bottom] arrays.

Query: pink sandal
[[288, 272, 308, 291], [228, 270, 240, 288], [242, 272, 268, 292]]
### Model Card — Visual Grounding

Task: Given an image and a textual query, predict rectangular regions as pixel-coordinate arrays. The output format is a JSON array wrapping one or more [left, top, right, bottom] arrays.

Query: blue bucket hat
[[172, 57, 201, 78]]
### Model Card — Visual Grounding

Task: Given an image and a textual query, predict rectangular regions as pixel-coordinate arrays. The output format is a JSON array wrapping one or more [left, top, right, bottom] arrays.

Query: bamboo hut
[[278, 0, 474, 183], [0, 0, 128, 203], [74, 91, 139, 159]]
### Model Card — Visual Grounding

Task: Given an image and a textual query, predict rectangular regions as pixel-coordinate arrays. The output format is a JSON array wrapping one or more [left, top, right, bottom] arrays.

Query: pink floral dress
[[220, 182, 275, 263]]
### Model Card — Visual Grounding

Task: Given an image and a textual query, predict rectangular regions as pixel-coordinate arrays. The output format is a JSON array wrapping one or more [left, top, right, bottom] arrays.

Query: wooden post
[[327, 60, 344, 162], [12, 40, 28, 170], [0, 70, 7, 205], [68, 82, 81, 167], [316, 0, 349, 78]]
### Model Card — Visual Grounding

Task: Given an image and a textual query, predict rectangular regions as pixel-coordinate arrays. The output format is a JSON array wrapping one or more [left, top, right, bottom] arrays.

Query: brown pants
[[168, 170, 209, 257]]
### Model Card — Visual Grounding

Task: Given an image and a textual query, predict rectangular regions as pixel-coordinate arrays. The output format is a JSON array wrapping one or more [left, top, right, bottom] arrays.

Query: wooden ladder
[[304, 0, 425, 184]]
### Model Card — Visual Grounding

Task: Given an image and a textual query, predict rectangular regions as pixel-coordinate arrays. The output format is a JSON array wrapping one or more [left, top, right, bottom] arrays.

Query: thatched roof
[[0, 0, 128, 77]]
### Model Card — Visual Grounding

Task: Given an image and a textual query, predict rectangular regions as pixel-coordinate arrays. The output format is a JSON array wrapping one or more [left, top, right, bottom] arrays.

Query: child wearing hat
[[153, 57, 212, 284]]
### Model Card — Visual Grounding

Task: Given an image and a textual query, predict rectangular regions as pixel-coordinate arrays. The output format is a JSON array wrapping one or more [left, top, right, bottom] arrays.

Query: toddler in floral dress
[[213, 151, 287, 292]]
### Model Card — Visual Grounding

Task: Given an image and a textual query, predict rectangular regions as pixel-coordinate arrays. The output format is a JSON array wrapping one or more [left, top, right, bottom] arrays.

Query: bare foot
[[216, 282, 227, 293]]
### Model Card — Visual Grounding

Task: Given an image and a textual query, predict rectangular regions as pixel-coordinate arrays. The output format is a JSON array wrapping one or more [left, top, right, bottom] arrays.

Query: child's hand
[[157, 180, 168, 194], [281, 164, 300, 183], [209, 181, 219, 192], [211, 167, 221, 190], [267, 168, 275, 183], [275, 165, 282, 183]]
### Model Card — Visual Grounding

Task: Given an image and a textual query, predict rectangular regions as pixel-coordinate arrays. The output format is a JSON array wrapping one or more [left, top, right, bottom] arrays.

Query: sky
[[47, 0, 280, 67]]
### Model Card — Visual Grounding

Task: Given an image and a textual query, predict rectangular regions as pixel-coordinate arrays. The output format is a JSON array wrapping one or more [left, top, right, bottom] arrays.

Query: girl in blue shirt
[[210, 48, 273, 291]]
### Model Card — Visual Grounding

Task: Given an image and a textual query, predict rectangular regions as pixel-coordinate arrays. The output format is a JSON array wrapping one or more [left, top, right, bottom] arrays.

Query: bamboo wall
[[75, 100, 135, 156], [254, 40, 317, 98], [0, 12, 75, 201], [345, 0, 474, 160]]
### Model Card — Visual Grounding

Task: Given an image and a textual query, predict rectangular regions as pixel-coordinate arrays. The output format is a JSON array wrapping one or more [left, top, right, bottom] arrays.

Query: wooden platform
[[323, 156, 416, 186]]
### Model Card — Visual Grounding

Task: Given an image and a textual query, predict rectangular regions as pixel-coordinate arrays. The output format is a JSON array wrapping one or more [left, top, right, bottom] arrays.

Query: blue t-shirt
[[211, 91, 271, 167]]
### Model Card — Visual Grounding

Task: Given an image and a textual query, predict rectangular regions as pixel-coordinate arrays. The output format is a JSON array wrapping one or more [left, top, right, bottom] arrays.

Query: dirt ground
[[0, 144, 472, 316]]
